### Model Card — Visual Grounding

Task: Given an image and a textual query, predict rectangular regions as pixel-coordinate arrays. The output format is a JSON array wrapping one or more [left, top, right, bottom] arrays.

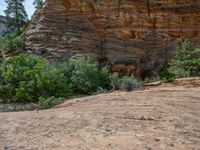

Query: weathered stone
[[0, 16, 9, 35], [173, 77, 200, 86], [144, 81, 162, 87], [25, 0, 200, 76]]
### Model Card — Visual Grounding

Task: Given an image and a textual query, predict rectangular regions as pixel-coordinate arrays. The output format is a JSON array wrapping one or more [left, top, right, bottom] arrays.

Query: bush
[[110, 72, 121, 90], [159, 68, 175, 82], [0, 32, 25, 53], [0, 54, 72, 103], [63, 56, 110, 94], [38, 97, 65, 109], [99, 66, 111, 90], [120, 75, 141, 91], [0, 54, 46, 102], [0, 54, 112, 103], [168, 39, 200, 78], [37, 64, 72, 99]]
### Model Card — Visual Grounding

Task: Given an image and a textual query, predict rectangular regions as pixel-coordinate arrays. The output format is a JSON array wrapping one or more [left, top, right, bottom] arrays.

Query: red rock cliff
[[25, 0, 200, 76]]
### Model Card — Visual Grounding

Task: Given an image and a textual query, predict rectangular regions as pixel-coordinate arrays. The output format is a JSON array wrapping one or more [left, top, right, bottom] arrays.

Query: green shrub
[[168, 39, 200, 78], [168, 66, 190, 78], [99, 66, 111, 90], [159, 68, 175, 82], [63, 56, 109, 94], [0, 54, 112, 103], [0, 54, 72, 103], [0, 54, 46, 102], [0, 32, 25, 53], [120, 75, 141, 91], [110, 72, 121, 90], [38, 97, 65, 109], [37, 64, 72, 99]]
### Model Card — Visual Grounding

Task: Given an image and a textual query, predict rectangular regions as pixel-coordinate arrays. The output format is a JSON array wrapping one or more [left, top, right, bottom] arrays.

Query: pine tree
[[4, 0, 28, 32], [33, 0, 43, 10]]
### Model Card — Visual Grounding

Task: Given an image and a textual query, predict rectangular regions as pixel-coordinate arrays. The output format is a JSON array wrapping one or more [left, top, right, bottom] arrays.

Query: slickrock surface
[[0, 84, 200, 150], [25, 0, 200, 75]]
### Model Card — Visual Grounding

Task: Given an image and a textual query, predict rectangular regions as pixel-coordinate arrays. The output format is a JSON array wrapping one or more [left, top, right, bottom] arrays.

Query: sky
[[0, 0, 35, 19]]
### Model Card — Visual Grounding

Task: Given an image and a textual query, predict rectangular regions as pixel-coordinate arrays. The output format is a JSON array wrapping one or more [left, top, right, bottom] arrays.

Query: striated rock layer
[[25, 0, 200, 76]]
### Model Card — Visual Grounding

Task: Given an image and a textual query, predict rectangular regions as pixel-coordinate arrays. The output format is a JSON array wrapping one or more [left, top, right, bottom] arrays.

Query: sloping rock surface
[[0, 82, 200, 149]]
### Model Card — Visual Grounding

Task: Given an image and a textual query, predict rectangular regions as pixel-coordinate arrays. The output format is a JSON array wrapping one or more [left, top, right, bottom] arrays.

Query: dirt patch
[[0, 84, 200, 149]]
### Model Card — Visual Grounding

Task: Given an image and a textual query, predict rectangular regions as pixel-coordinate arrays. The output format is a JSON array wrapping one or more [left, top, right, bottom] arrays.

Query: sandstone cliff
[[25, 0, 200, 76]]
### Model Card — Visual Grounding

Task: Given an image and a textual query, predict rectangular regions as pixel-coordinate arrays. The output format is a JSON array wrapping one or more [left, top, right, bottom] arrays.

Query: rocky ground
[[0, 103, 37, 112], [0, 80, 200, 150]]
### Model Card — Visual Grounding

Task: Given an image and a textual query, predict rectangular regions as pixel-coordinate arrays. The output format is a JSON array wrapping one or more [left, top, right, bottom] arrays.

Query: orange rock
[[25, 0, 200, 76], [173, 77, 200, 86]]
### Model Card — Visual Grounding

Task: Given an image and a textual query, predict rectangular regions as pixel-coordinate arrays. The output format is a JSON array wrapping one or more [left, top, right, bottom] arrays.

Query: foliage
[[33, 0, 43, 10], [99, 66, 111, 90], [37, 64, 72, 99], [159, 68, 175, 82], [120, 75, 141, 91], [110, 72, 121, 90], [168, 39, 200, 78], [63, 56, 109, 94], [0, 55, 112, 103], [0, 55, 72, 103], [0, 53, 144, 105], [0, 32, 25, 53], [110, 73, 141, 91], [38, 97, 65, 109], [4, 0, 28, 32], [0, 55, 46, 102], [0, 54, 45, 102]]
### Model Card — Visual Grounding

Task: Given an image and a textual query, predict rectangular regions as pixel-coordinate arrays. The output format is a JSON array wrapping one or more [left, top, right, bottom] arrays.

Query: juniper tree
[[4, 0, 28, 32], [33, 0, 43, 10]]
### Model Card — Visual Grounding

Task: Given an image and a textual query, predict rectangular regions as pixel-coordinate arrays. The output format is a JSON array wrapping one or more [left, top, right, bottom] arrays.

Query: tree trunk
[[14, 0, 20, 32], [147, 0, 151, 17]]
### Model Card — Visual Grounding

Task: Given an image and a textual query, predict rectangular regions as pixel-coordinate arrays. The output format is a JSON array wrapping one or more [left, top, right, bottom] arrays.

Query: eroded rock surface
[[25, 0, 200, 76], [0, 84, 200, 149]]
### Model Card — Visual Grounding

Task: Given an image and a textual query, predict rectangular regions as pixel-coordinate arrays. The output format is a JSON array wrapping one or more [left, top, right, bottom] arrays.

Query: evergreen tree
[[33, 0, 43, 10], [4, 0, 28, 32], [168, 39, 200, 77]]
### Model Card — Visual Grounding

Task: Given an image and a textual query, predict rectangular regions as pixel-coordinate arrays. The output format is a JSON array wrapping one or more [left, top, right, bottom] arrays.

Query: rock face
[[0, 16, 9, 35], [25, 0, 200, 76]]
